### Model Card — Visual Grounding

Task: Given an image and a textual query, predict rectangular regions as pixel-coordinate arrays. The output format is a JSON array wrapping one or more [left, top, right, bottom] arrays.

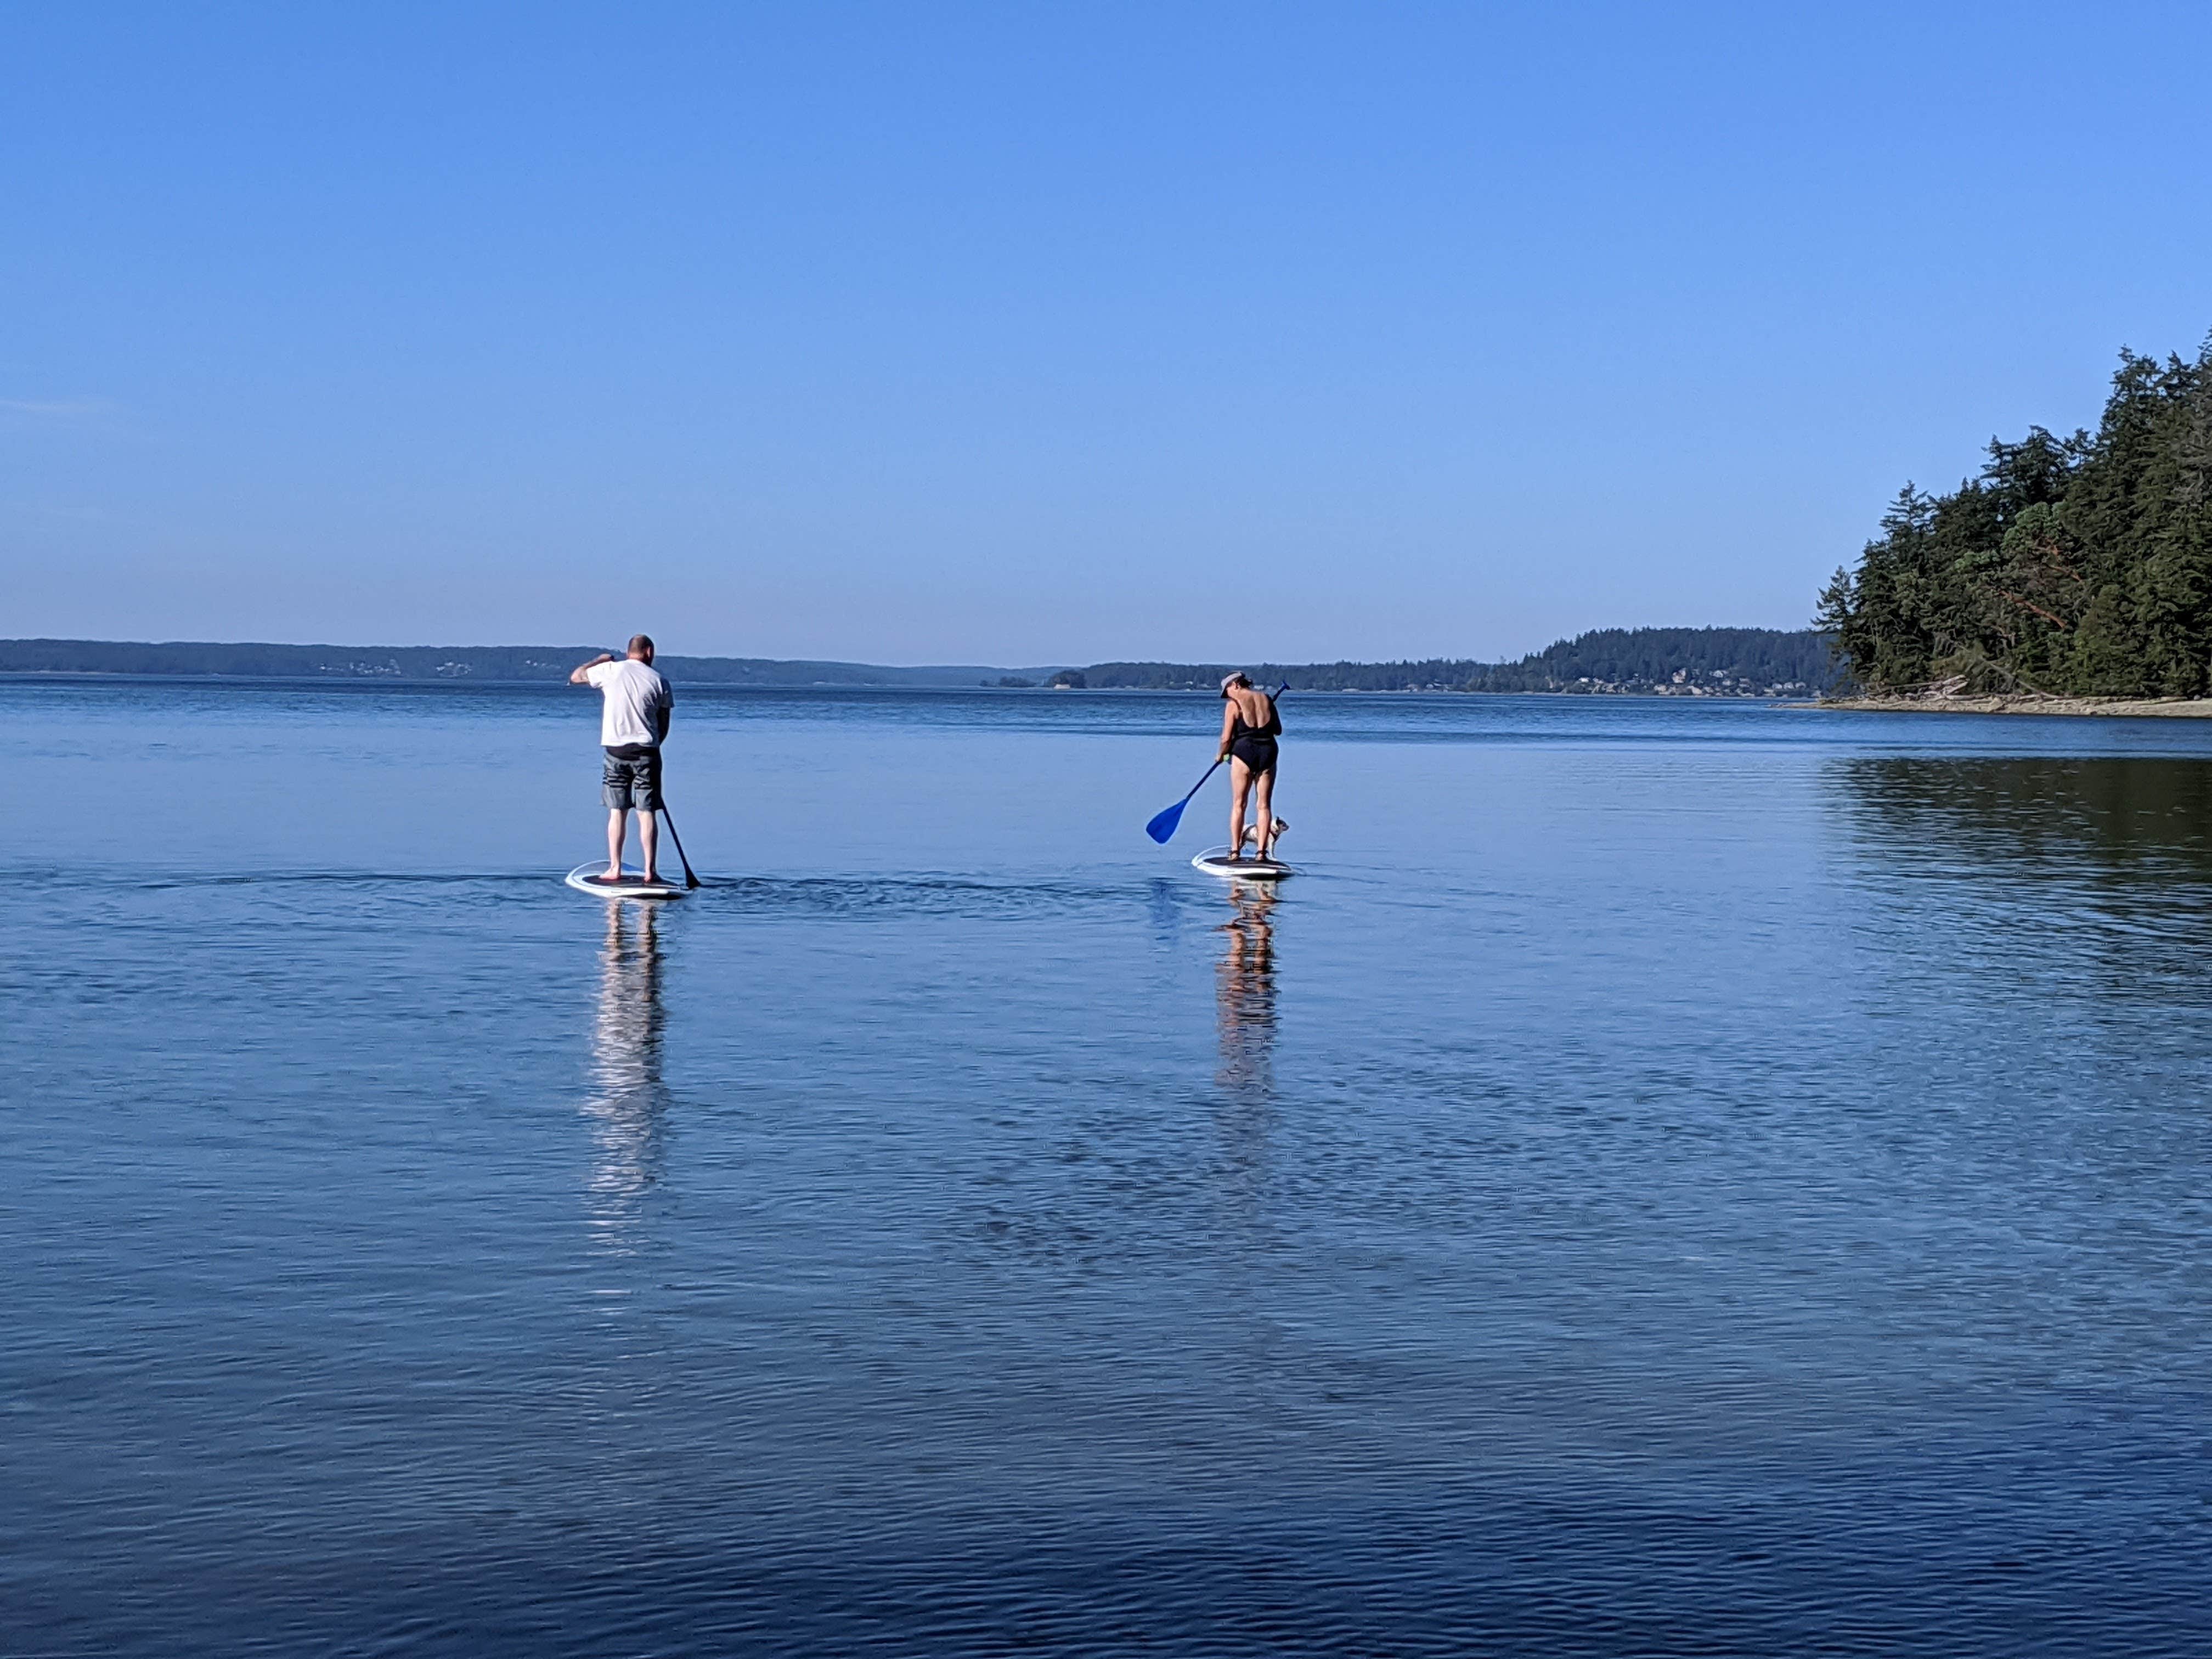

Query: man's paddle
[[1144, 682, 1288, 844], [658, 805, 701, 889]]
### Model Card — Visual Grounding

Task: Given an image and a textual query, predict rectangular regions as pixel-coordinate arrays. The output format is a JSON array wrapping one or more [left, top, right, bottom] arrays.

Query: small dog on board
[[1238, 817, 1290, 859]]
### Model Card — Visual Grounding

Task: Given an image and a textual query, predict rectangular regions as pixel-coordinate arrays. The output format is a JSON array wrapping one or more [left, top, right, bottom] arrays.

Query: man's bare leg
[[605, 807, 628, 879], [637, 810, 660, 882]]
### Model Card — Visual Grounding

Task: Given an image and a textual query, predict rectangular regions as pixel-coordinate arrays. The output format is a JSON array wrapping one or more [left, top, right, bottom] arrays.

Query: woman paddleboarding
[[1216, 672, 1283, 862]]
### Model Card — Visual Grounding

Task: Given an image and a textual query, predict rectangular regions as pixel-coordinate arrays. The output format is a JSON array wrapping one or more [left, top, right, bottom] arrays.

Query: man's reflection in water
[[583, 902, 669, 1250], [1214, 885, 1278, 1204]]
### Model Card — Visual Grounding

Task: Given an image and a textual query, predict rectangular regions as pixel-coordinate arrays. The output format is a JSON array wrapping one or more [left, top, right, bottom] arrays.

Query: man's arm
[[569, 652, 614, 686], [655, 682, 673, 743]]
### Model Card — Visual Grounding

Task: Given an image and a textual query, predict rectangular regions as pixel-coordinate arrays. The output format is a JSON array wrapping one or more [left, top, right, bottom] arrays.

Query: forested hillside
[[1081, 658, 1488, 691], [1082, 628, 1833, 694], [1473, 627, 1833, 693], [1820, 340, 2212, 696]]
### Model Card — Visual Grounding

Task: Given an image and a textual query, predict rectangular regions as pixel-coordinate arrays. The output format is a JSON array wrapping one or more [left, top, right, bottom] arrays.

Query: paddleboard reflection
[[1214, 887, 1278, 1211], [583, 902, 669, 1251], [1215, 884, 1278, 1096]]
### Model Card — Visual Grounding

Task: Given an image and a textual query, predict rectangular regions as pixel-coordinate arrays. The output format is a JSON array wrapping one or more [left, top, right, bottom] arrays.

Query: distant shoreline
[[0, 628, 1840, 697], [1823, 694, 2212, 719], [0, 670, 1814, 702]]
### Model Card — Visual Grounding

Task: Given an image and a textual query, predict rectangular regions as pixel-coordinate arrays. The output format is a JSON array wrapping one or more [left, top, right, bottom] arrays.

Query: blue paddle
[[1145, 759, 1222, 844], [1144, 682, 1286, 844]]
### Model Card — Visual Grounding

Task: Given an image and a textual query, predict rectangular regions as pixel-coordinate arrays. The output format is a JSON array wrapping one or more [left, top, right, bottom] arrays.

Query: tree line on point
[[1821, 338, 2212, 698]]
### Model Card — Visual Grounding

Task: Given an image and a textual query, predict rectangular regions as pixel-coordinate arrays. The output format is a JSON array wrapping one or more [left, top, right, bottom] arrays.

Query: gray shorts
[[601, 744, 662, 812]]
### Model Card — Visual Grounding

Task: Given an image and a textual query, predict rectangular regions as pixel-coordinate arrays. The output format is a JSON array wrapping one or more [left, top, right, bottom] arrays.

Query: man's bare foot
[[591, 872, 628, 884], [640, 872, 661, 884]]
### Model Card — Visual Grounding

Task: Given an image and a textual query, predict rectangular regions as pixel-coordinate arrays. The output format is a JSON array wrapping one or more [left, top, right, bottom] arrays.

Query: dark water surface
[[5, 681, 2209, 1656]]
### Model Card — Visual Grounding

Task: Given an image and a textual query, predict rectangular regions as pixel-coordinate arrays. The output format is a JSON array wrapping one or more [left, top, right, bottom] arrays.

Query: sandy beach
[[1823, 693, 2212, 719]]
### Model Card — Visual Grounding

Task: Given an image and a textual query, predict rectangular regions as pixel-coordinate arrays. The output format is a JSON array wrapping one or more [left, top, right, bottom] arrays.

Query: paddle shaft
[[639, 697, 698, 888], [658, 804, 701, 888], [1178, 757, 1224, 808]]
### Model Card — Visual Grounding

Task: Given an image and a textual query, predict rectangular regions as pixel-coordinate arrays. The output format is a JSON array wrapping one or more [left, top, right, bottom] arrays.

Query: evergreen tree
[[1823, 338, 2212, 696]]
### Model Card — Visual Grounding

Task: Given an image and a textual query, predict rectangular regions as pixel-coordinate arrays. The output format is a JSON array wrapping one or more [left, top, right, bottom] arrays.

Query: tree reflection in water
[[1837, 755, 2212, 884], [1833, 754, 2212, 992], [583, 902, 669, 1250]]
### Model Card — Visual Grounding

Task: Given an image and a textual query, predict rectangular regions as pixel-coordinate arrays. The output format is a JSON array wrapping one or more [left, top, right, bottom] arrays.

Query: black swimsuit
[[1227, 698, 1282, 775]]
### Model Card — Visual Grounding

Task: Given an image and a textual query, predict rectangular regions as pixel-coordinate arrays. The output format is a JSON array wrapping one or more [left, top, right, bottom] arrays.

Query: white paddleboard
[[565, 863, 689, 899], [1193, 847, 1295, 881]]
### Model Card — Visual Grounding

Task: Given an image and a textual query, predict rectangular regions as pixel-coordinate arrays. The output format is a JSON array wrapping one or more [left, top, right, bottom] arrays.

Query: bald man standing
[[571, 635, 674, 884]]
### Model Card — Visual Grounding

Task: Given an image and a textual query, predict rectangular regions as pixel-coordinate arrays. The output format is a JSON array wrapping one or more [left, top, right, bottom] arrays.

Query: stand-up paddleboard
[[1193, 847, 1295, 880], [565, 863, 689, 899]]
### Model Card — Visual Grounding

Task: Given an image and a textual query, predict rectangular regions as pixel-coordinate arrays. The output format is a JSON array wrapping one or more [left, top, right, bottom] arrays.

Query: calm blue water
[[5, 680, 2209, 1657]]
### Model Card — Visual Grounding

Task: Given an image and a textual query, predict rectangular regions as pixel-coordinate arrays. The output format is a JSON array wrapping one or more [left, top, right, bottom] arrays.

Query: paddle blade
[[1145, 798, 1188, 843]]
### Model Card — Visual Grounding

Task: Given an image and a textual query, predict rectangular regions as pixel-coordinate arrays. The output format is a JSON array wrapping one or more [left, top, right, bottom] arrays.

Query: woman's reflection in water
[[583, 901, 669, 1251], [1214, 885, 1278, 1207]]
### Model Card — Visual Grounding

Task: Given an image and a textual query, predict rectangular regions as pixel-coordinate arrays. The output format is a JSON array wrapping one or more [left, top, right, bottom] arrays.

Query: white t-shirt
[[585, 659, 673, 748]]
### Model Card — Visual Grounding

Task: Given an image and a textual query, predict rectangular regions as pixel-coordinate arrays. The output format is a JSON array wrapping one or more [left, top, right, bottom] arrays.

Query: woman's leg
[[1228, 758, 1252, 856], [1254, 765, 1276, 857]]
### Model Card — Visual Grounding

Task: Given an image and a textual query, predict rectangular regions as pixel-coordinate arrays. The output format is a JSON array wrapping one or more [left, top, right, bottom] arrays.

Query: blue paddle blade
[[1145, 798, 1188, 843]]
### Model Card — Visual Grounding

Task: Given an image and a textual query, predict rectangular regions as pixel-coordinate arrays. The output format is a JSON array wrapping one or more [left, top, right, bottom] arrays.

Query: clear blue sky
[[4, 2, 2209, 665]]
